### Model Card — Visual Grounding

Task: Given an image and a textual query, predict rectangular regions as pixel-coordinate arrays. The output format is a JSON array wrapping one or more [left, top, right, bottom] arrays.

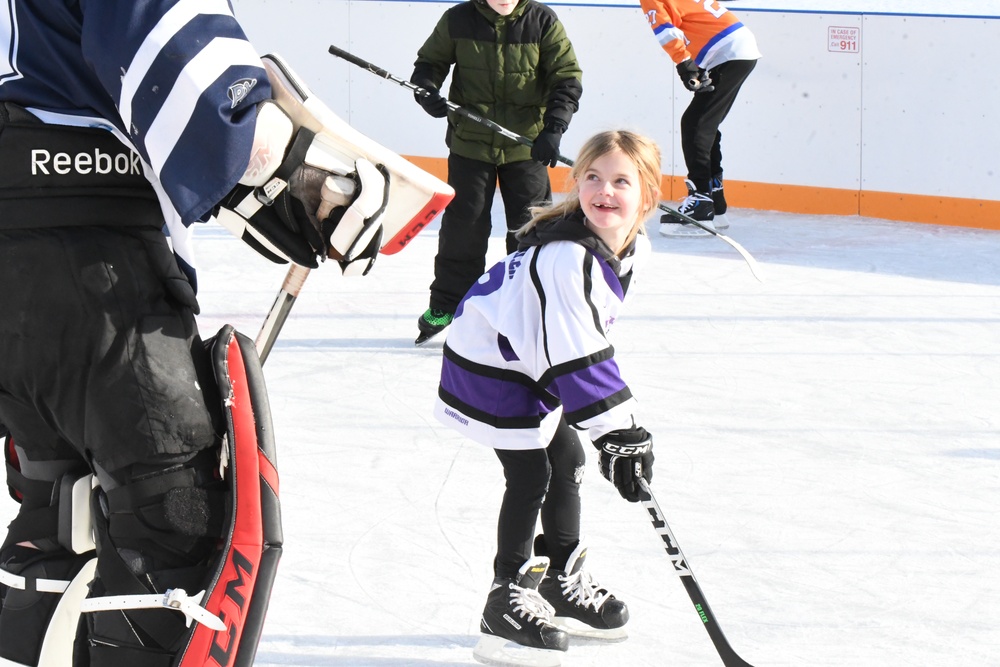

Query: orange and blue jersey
[[639, 0, 761, 71]]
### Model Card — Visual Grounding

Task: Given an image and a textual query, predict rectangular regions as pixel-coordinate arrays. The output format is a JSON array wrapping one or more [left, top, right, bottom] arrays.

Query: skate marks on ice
[[255, 633, 476, 666], [654, 208, 1000, 285]]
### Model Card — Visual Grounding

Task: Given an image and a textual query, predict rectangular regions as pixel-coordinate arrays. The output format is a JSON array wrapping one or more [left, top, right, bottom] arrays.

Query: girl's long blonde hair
[[518, 130, 662, 255]]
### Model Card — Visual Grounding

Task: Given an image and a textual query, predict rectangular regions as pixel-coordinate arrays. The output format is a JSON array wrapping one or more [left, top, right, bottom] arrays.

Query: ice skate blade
[[473, 633, 563, 667], [659, 222, 712, 238], [551, 616, 628, 642], [414, 327, 448, 347], [712, 213, 729, 230]]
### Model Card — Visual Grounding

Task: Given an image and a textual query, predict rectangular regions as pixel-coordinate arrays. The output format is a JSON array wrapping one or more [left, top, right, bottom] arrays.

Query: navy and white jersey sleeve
[[436, 238, 647, 450], [1, 0, 271, 224]]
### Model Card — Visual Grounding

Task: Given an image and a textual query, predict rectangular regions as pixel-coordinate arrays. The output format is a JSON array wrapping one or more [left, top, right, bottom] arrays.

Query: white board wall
[[232, 1, 1000, 223]]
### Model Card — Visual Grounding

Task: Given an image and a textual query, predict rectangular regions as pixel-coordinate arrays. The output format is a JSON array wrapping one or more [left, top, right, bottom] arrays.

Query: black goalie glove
[[593, 426, 654, 503], [216, 101, 389, 274]]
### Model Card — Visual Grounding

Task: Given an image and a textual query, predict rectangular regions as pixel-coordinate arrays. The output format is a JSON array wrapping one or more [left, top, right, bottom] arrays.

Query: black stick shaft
[[327, 44, 573, 161], [639, 479, 755, 667]]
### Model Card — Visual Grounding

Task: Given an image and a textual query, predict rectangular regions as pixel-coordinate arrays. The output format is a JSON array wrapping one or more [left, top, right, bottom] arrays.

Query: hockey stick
[[638, 478, 755, 667], [255, 264, 311, 364], [327, 44, 764, 283], [327, 44, 575, 166]]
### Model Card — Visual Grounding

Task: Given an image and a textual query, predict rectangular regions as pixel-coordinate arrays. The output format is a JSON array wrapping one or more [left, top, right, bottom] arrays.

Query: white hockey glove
[[216, 101, 389, 274]]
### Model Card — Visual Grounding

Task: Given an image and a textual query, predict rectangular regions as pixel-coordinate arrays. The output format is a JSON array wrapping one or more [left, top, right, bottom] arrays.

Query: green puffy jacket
[[412, 0, 583, 165]]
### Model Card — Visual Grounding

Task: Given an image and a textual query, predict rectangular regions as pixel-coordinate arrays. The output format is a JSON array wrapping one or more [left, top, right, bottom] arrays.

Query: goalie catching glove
[[215, 100, 389, 274], [593, 426, 654, 503]]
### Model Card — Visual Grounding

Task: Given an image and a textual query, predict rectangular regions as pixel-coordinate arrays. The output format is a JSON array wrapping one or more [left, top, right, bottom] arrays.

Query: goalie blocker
[[216, 53, 454, 275]]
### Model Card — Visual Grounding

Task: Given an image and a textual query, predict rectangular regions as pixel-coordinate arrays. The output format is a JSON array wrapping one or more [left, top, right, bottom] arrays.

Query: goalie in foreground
[[0, 2, 448, 666]]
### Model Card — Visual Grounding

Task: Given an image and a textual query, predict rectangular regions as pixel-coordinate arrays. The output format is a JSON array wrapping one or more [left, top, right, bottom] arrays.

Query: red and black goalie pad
[[176, 325, 282, 667]]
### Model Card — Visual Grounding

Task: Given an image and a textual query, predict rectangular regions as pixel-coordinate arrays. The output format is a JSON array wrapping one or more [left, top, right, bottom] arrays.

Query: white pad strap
[[80, 588, 225, 631], [0, 566, 70, 593], [328, 157, 387, 261]]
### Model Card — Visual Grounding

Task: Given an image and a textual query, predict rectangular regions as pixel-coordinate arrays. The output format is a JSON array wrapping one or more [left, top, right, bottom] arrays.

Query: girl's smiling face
[[579, 148, 646, 254]]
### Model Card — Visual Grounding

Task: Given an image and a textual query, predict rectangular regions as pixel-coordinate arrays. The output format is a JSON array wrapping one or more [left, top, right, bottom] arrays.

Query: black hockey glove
[[676, 59, 714, 93], [411, 78, 449, 119], [531, 122, 566, 168], [593, 426, 654, 503]]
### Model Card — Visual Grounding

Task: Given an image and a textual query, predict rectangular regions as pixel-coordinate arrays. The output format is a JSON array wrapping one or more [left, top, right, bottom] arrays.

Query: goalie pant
[[0, 118, 280, 667]]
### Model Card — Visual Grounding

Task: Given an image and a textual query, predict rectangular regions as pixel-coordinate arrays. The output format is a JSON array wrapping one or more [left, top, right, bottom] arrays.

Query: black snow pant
[[0, 225, 224, 667], [429, 153, 552, 314], [680, 58, 757, 193], [492, 419, 586, 580]]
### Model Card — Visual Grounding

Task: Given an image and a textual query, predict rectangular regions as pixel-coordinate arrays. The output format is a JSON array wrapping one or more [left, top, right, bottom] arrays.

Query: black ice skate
[[660, 179, 716, 237], [710, 175, 729, 230], [538, 543, 629, 641], [415, 308, 453, 346], [473, 557, 569, 667]]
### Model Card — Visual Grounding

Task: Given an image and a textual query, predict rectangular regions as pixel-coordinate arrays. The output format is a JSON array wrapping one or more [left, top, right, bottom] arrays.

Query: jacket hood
[[516, 209, 632, 274]]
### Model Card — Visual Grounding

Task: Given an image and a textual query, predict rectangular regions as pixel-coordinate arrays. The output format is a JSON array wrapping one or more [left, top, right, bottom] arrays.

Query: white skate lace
[[510, 584, 556, 625], [678, 193, 711, 216], [559, 570, 613, 611]]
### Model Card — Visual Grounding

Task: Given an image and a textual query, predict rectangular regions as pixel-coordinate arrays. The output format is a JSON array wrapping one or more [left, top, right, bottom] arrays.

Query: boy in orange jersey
[[639, 0, 761, 235]]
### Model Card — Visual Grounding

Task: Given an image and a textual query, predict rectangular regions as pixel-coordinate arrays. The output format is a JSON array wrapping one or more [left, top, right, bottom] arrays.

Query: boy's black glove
[[593, 426, 654, 502], [531, 122, 565, 168], [411, 79, 449, 118], [676, 59, 714, 93]]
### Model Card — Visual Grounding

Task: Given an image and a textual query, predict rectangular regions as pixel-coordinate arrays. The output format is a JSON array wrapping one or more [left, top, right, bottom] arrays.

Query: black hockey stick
[[327, 44, 574, 166], [255, 264, 311, 364], [638, 478, 755, 667], [327, 44, 764, 283]]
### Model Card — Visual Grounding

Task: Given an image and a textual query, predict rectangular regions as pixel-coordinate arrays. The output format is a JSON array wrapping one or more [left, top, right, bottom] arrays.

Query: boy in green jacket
[[410, 0, 582, 346]]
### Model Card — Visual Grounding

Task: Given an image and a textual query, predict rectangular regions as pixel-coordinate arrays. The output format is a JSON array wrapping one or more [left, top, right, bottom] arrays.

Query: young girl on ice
[[434, 130, 661, 666]]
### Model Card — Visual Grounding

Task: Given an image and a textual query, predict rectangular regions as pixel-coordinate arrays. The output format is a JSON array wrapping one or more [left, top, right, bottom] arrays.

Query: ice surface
[[4, 207, 997, 666]]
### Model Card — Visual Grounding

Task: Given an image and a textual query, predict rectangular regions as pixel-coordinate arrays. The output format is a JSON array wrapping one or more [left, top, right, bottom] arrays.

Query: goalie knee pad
[[0, 546, 96, 667], [0, 444, 97, 667]]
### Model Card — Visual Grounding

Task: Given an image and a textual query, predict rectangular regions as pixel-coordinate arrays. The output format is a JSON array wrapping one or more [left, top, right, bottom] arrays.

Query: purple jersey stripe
[[548, 356, 628, 413], [441, 357, 554, 421]]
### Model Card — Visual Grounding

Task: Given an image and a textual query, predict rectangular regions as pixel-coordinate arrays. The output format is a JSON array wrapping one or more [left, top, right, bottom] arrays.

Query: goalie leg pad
[[81, 449, 227, 667], [176, 325, 281, 667], [78, 326, 281, 667]]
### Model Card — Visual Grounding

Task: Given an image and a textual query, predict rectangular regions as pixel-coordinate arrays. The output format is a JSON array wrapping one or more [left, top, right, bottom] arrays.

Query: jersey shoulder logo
[[227, 78, 257, 109]]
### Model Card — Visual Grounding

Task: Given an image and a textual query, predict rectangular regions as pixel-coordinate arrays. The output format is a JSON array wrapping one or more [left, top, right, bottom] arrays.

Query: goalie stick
[[638, 478, 756, 667], [255, 264, 310, 364], [326, 44, 765, 283]]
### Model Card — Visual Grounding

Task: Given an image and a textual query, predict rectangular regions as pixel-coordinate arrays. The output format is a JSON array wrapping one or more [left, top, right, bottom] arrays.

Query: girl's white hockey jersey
[[435, 213, 650, 450]]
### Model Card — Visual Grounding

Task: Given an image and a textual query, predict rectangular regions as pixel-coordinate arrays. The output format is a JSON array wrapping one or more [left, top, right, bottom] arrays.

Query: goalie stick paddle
[[255, 264, 311, 364], [638, 478, 756, 667], [327, 44, 764, 283]]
